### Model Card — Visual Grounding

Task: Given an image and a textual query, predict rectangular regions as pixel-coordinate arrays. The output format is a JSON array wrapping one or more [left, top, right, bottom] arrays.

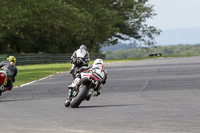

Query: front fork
[[68, 89, 72, 98], [68, 83, 82, 100]]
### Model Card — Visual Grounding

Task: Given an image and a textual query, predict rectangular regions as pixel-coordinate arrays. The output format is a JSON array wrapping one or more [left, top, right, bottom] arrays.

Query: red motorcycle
[[0, 68, 9, 96]]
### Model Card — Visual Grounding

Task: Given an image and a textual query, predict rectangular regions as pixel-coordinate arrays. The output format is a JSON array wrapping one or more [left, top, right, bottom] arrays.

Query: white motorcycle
[[65, 70, 103, 108]]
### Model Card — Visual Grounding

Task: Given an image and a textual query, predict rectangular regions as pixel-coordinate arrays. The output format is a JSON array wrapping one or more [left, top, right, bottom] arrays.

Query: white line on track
[[14, 71, 69, 89], [14, 74, 54, 89]]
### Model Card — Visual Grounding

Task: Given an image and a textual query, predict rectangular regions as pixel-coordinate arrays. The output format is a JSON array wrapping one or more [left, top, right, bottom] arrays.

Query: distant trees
[[152, 44, 200, 56], [0, 0, 160, 54], [103, 44, 200, 59]]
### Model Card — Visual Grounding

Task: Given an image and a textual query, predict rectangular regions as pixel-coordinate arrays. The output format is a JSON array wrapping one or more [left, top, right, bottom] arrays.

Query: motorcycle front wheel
[[70, 85, 88, 108], [72, 67, 78, 79]]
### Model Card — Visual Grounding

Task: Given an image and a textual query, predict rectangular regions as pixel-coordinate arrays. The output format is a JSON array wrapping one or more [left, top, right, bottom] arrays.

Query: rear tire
[[70, 85, 88, 108]]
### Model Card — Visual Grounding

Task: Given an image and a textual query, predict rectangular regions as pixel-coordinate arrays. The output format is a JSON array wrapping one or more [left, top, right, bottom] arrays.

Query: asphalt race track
[[1, 56, 200, 133]]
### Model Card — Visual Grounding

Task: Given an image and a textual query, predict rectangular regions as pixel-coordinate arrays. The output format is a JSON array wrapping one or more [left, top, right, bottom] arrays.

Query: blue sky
[[147, 0, 200, 30], [116, 0, 200, 46]]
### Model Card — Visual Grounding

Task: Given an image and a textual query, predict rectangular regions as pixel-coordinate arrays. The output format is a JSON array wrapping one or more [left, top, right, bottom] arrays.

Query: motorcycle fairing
[[0, 71, 7, 85]]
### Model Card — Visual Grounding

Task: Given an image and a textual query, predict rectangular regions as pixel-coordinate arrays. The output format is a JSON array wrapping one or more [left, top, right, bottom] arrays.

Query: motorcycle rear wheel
[[70, 85, 88, 108]]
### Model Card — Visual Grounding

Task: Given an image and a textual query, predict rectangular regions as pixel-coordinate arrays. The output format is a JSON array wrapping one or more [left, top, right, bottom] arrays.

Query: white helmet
[[93, 58, 104, 68], [80, 45, 86, 50]]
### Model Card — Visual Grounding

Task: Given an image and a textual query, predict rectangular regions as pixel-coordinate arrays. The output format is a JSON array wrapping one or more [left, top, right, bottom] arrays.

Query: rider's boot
[[86, 89, 101, 99], [92, 85, 102, 97], [68, 78, 80, 89], [85, 92, 92, 101], [92, 90, 101, 97]]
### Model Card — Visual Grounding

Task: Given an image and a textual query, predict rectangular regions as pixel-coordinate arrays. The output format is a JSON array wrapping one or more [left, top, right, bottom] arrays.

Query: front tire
[[72, 67, 78, 79], [70, 85, 88, 108]]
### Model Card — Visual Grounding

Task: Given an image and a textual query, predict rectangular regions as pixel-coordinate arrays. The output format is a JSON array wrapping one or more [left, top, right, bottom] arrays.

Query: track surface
[[1, 56, 200, 133]]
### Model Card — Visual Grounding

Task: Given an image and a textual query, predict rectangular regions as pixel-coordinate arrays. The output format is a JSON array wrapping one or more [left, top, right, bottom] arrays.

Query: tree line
[[0, 0, 160, 54], [103, 44, 200, 59]]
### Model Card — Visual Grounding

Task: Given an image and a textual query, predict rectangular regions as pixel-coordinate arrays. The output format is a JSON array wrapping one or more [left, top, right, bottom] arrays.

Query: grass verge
[[14, 63, 71, 86]]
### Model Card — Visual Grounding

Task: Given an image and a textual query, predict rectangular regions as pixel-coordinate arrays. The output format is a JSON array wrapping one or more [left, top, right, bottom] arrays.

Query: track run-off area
[[1, 56, 200, 133]]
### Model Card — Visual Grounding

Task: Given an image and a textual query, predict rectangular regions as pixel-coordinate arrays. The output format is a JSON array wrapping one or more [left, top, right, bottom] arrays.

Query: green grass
[[14, 55, 192, 87], [15, 63, 71, 86]]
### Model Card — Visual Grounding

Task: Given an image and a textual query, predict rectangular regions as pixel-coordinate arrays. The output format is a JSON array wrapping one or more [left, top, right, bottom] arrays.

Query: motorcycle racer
[[70, 45, 90, 74], [0, 56, 17, 95], [65, 58, 107, 106]]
